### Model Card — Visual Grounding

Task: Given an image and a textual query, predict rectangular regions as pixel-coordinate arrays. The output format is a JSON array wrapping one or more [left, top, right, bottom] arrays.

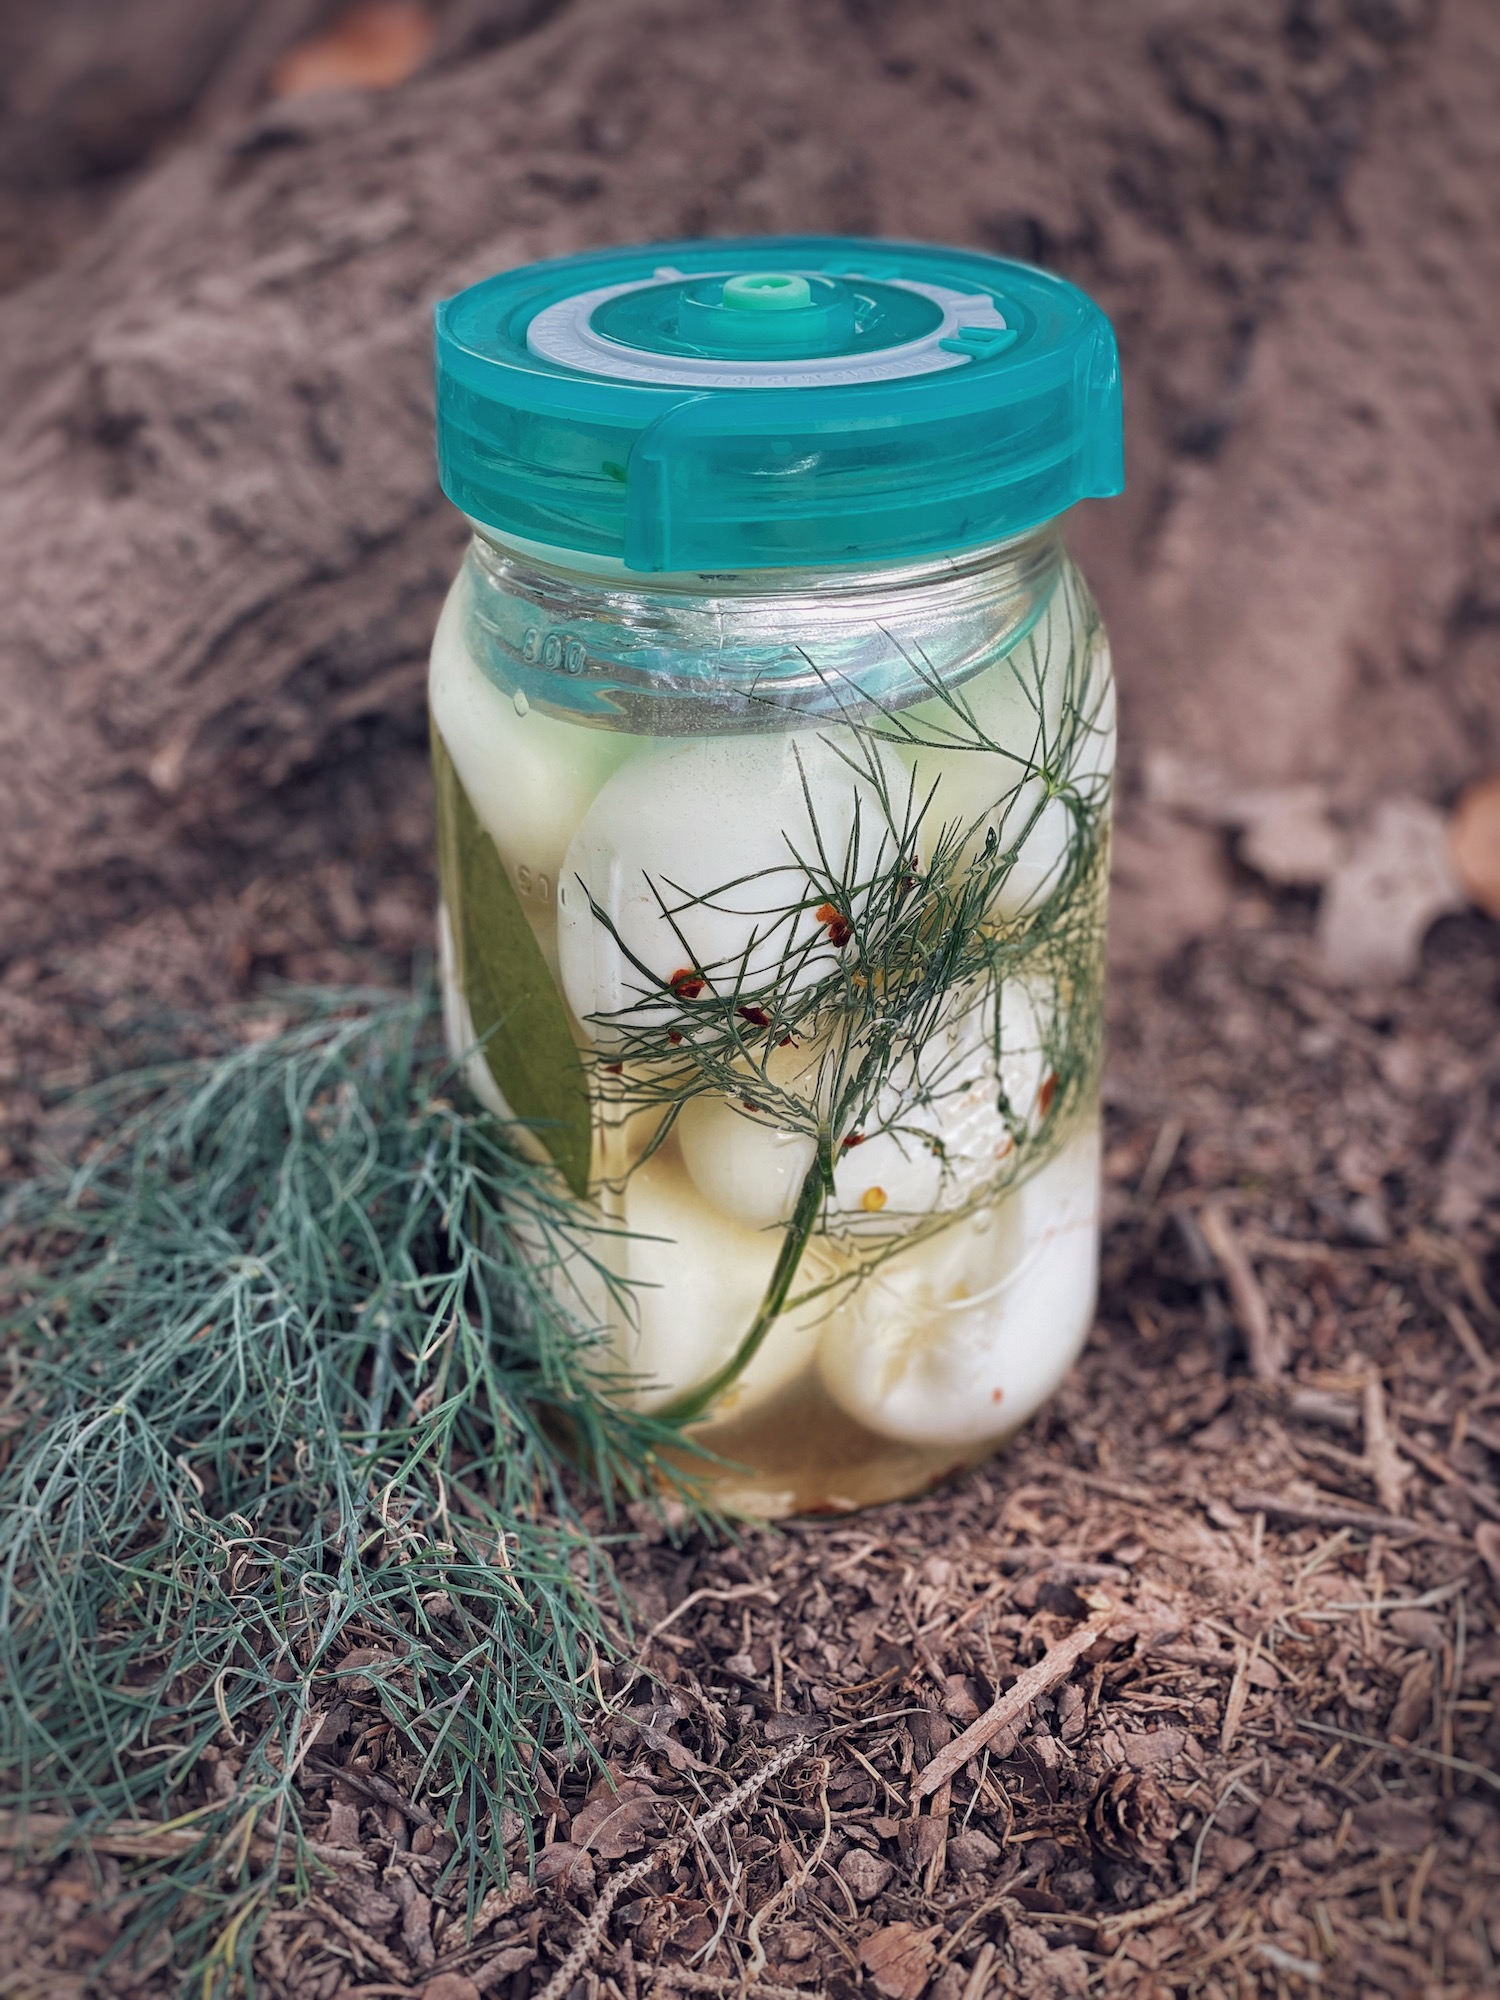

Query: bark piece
[[858, 1923, 938, 2000]]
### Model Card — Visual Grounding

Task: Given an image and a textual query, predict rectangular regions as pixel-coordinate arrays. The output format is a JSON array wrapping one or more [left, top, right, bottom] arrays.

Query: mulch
[[1, 884, 1498, 1999]]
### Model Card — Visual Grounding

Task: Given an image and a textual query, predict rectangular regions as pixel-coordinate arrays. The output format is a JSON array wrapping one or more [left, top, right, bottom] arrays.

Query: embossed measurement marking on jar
[[515, 865, 553, 904], [522, 627, 589, 673]]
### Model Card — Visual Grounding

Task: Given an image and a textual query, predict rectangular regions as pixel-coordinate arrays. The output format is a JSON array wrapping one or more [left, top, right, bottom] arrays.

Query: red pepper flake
[[669, 967, 705, 1000], [990, 1386, 1005, 1405], [742, 1098, 761, 1113], [777, 1034, 796, 1048], [1038, 1072, 1058, 1119], [667, 1030, 683, 1046], [841, 1131, 865, 1149], [815, 901, 852, 948], [603, 1062, 623, 1075], [737, 1005, 771, 1028]]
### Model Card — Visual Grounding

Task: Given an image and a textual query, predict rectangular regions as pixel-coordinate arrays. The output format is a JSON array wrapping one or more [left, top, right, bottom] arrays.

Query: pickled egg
[[610, 1153, 823, 1415], [677, 1095, 817, 1231], [429, 586, 636, 915], [556, 730, 909, 1035], [893, 567, 1115, 923], [815, 1125, 1100, 1446]]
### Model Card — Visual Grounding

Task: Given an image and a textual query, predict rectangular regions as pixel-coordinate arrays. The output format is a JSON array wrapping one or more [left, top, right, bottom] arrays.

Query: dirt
[[2, 886, 1498, 1999]]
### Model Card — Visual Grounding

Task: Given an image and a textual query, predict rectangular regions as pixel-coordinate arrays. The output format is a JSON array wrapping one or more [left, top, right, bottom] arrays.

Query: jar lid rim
[[435, 235, 1123, 573]]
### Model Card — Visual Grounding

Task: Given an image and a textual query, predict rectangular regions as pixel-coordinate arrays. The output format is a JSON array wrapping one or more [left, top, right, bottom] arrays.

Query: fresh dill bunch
[[0, 990, 710, 1995]]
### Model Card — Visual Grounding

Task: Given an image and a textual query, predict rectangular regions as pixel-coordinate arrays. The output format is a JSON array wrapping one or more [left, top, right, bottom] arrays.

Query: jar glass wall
[[429, 525, 1113, 1517]]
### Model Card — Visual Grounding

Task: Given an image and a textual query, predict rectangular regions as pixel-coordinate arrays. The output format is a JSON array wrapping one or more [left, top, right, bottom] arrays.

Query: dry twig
[[1361, 1369, 1408, 1516], [1095, 1883, 1202, 1945], [911, 1610, 1116, 1802], [1230, 1489, 1466, 1545], [1200, 1204, 1281, 1380]]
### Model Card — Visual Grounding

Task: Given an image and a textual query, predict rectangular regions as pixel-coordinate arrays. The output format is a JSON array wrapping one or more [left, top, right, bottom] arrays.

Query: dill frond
[[0, 990, 709, 1994]]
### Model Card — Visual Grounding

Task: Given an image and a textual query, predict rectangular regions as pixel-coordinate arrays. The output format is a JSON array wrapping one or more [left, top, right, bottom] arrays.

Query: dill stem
[[657, 1146, 829, 1427]]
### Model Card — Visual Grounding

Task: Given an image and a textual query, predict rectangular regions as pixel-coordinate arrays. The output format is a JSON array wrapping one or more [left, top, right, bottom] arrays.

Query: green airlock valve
[[721, 272, 812, 311], [596, 269, 870, 358]]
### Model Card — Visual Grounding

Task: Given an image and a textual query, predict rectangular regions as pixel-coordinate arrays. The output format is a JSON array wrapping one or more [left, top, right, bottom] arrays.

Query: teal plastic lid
[[434, 236, 1122, 573]]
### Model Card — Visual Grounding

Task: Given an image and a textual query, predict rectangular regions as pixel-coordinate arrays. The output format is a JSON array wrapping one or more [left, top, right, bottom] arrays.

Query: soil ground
[[2, 884, 1498, 2000]]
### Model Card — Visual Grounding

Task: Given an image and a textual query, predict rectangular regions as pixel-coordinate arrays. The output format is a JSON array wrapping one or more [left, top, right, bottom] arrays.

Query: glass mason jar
[[430, 238, 1123, 1517]]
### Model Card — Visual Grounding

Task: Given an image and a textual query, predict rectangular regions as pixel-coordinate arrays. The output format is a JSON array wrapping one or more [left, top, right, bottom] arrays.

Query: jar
[[430, 238, 1123, 1517]]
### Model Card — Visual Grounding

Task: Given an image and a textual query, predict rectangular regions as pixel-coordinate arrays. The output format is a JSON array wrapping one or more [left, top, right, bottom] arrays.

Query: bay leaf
[[431, 725, 593, 1197]]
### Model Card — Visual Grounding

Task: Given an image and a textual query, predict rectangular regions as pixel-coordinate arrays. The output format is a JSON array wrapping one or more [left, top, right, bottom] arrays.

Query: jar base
[[658, 1361, 1017, 1519]]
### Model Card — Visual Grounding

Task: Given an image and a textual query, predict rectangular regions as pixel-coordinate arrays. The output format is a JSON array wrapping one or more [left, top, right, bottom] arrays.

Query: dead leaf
[[570, 1774, 664, 1858], [533, 1842, 594, 1894], [1387, 1655, 1436, 1742], [331, 1646, 409, 1693], [858, 1921, 939, 2000], [271, 2, 436, 98], [1449, 772, 1500, 918], [625, 1701, 709, 1771]]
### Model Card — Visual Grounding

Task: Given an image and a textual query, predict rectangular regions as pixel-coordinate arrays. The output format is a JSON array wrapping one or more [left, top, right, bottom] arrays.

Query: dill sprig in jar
[[430, 237, 1123, 1517]]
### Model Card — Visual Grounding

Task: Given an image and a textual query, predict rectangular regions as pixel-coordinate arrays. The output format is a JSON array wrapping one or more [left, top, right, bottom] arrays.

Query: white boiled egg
[[556, 730, 909, 1038], [928, 975, 1055, 1201], [608, 1153, 823, 1416], [816, 1125, 1100, 1447], [892, 564, 1115, 923], [829, 1103, 945, 1221], [676, 1094, 817, 1231], [429, 585, 636, 911]]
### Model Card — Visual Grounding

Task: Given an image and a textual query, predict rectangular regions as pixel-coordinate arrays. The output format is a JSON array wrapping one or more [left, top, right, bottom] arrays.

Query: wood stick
[[0, 1812, 374, 1872], [910, 1612, 1115, 1802], [1096, 1882, 1202, 1943], [1229, 1488, 1467, 1546], [1361, 1369, 1408, 1517], [1200, 1203, 1281, 1380]]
